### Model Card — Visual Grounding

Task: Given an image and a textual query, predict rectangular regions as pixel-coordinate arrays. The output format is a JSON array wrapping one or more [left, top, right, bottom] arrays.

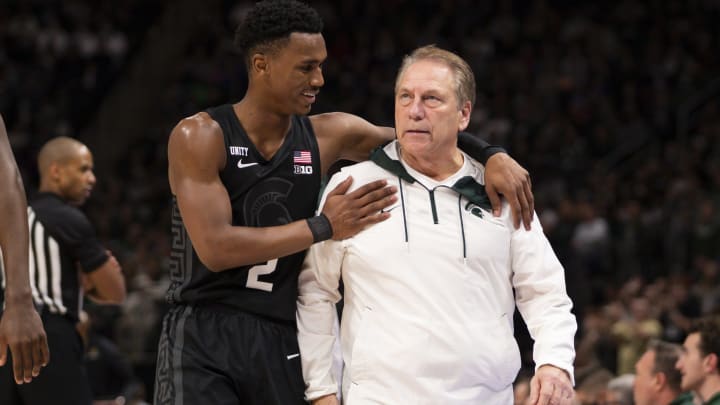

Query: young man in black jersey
[[0, 137, 126, 405], [0, 114, 49, 385], [154, 1, 535, 404]]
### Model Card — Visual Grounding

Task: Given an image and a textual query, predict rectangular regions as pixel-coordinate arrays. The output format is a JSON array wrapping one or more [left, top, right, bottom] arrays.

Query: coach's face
[[261, 32, 327, 115], [394, 59, 471, 162]]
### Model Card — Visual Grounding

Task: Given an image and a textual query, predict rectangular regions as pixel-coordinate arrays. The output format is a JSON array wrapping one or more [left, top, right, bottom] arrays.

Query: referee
[[0, 137, 126, 405]]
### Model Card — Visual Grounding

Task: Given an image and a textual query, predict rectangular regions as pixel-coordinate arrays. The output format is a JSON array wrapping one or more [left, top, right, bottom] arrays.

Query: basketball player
[[0, 113, 49, 385], [0, 137, 126, 405], [153, 1, 534, 404]]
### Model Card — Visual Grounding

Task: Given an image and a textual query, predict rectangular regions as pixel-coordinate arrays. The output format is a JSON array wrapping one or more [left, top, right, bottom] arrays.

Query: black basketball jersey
[[166, 104, 322, 321], [0, 192, 108, 323]]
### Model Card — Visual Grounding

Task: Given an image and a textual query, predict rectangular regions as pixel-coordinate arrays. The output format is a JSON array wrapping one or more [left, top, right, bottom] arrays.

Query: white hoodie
[[297, 141, 576, 404]]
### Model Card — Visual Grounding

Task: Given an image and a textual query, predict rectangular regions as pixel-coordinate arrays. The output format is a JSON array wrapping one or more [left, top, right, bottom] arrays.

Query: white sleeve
[[296, 172, 348, 400], [510, 213, 577, 384]]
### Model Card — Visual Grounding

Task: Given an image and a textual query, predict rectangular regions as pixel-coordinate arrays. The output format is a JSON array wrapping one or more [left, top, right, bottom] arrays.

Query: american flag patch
[[293, 150, 312, 164]]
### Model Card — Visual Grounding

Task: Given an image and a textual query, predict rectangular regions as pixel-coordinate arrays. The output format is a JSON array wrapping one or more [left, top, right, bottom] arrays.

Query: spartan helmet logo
[[243, 178, 294, 226], [465, 202, 484, 219]]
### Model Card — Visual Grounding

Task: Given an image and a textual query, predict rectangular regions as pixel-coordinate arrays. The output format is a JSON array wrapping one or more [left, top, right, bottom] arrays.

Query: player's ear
[[251, 53, 269, 76]]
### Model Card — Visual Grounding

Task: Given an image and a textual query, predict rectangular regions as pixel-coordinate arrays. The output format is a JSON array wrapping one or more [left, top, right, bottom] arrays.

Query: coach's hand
[[0, 303, 49, 384], [484, 152, 534, 230], [528, 364, 574, 405], [322, 176, 397, 240]]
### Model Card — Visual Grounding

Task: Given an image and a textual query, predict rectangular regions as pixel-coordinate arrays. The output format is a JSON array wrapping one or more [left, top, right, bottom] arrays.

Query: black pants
[[0, 313, 92, 405], [154, 305, 307, 405]]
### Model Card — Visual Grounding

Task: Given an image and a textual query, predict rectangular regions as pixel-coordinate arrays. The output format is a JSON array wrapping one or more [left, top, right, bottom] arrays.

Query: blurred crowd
[[2, 0, 720, 403]]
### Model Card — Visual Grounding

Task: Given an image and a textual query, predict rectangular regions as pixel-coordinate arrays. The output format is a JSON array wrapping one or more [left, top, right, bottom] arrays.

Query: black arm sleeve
[[457, 132, 506, 164]]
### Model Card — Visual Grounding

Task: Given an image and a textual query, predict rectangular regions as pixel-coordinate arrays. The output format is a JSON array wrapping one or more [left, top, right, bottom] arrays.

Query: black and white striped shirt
[[0, 192, 108, 322]]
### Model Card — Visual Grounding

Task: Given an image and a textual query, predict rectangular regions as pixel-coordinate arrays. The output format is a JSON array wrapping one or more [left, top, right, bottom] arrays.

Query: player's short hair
[[395, 45, 476, 109], [234, 0, 323, 69]]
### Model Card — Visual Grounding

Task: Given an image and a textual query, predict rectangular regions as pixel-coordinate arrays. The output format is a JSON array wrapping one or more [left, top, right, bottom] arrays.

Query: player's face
[[394, 59, 470, 161], [677, 332, 706, 392], [57, 146, 96, 206], [267, 32, 326, 115], [633, 350, 657, 405]]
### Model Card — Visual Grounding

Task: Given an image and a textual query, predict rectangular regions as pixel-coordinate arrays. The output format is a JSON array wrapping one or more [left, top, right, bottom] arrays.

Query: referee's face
[[58, 146, 96, 206]]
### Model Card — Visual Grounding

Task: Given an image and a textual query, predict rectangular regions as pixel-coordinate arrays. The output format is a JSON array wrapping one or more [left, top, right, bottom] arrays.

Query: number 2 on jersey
[[246, 258, 278, 292]]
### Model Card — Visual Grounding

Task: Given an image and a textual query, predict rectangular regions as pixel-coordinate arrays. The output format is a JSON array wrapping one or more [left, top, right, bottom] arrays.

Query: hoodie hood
[[369, 143, 493, 212]]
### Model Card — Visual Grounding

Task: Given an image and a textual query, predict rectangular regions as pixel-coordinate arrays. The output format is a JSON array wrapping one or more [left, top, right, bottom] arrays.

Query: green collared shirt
[[703, 392, 720, 405], [669, 392, 694, 405]]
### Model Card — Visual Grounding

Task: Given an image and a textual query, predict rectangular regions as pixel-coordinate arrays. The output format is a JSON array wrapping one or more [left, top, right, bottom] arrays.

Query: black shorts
[[154, 305, 307, 405], [0, 313, 92, 405]]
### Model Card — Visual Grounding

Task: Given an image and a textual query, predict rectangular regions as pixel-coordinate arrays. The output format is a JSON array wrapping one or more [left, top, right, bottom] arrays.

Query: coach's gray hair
[[395, 45, 476, 109]]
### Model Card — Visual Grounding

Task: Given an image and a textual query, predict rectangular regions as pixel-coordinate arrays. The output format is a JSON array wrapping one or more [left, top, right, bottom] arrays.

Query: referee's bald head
[[37, 137, 87, 176]]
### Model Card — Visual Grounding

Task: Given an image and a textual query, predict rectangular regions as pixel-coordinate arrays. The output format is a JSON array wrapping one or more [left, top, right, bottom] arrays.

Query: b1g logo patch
[[294, 165, 313, 175], [293, 150, 313, 175]]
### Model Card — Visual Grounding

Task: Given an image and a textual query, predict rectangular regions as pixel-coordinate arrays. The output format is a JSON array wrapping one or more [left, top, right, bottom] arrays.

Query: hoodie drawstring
[[457, 195, 467, 260], [399, 177, 409, 243]]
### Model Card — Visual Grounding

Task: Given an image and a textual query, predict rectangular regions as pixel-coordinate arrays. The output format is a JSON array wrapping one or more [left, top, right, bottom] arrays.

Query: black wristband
[[482, 145, 506, 164], [307, 213, 333, 243], [457, 132, 507, 165]]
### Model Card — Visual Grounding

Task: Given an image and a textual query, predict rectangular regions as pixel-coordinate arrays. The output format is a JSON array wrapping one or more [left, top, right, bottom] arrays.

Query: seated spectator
[[633, 339, 693, 405], [676, 316, 720, 404]]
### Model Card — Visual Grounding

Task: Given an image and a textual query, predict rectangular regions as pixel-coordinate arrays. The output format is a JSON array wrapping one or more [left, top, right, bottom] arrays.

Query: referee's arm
[[81, 251, 126, 305]]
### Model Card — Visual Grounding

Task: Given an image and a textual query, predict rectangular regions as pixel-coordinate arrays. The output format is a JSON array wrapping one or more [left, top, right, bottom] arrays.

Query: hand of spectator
[[0, 303, 49, 384], [484, 152, 534, 230], [311, 394, 339, 405], [321, 176, 397, 240], [528, 364, 574, 405]]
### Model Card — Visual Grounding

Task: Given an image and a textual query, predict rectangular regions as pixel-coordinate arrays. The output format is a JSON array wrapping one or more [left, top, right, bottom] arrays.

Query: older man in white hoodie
[[297, 45, 577, 405]]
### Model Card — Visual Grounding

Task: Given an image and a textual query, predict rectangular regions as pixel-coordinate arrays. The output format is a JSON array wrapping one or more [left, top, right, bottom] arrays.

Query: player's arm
[[0, 114, 49, 384], [311, 112, 394, 173], [312, 113, 534, 229], [169, 114, 396, 271], [82, 251, 126, 304]]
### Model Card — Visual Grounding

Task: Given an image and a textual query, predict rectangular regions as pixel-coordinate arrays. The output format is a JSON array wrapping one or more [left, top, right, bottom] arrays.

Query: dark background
[[2, 0, 719, 402]]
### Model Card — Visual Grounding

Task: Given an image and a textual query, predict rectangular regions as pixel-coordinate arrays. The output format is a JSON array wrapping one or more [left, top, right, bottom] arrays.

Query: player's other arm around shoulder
[[310, 112, 398, 239], [310, 112, 393, 170]]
